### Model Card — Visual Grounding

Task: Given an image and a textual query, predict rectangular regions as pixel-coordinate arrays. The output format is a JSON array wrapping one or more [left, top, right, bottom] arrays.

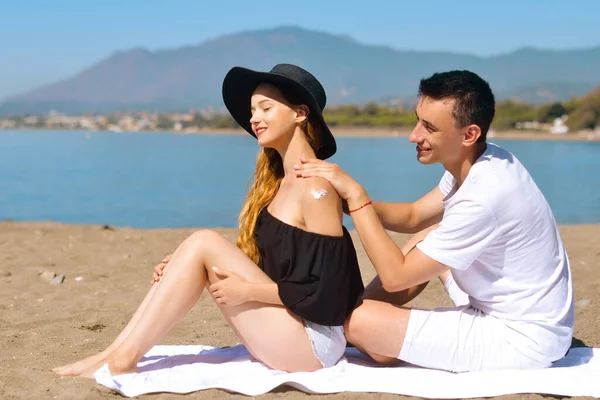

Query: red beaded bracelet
[[348, 200, 373, 214]]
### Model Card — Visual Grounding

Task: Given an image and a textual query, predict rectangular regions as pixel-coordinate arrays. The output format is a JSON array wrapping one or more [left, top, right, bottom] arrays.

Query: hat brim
[[222, 67, 336, 159]]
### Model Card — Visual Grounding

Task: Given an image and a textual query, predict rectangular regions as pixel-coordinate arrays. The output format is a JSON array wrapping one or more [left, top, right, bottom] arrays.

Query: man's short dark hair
[[418, 70, 495, 142]]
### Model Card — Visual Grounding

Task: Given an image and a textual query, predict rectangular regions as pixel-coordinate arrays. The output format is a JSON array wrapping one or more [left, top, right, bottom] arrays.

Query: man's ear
[[463, 124, 482, 146], [295, 105, 310, 124]]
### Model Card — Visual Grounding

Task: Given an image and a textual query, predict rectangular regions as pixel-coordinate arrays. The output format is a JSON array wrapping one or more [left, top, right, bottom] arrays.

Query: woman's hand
[[209, 267, 251, 306], [150, 254, 172, 285], [293, 155, 368, 208]]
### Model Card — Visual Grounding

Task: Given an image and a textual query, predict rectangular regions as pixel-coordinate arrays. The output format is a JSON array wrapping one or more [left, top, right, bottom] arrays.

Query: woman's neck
[[279, 128, 316, 177]]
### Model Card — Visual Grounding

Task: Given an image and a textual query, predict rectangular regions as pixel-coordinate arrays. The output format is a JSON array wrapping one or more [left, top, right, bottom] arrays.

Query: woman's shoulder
[[295, 177, 337, 201], [298, 177, 343, 236]]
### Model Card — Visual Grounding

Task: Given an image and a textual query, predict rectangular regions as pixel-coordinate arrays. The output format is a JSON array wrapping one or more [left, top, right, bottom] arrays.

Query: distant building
[[550, 115, 569, 135], [0, 120, 17, 129], [24, 116, 39, 125]]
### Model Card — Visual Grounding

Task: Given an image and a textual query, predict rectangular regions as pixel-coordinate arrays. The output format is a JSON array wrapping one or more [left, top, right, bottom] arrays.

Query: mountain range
[[2, 26, 599, 115]]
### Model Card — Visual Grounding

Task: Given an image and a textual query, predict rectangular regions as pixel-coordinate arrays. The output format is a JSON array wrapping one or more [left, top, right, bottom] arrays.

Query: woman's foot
[[78, 359, 111, 378], [51, 351, 109, 376], [89, 345, 140, 378], [108, 358, 138, 376], [78, 348, 139, 378]]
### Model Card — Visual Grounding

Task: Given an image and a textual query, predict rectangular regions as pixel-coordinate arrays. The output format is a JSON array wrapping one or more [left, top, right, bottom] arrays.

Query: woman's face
[[250, 83, 307, 149]]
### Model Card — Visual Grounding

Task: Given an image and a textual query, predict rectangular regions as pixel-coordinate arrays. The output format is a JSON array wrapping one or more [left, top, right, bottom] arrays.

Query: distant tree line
[[227, 85, 600, 132], [4, 86, 599, 133], [322, 85, 600, 132], [494, 86, 600, 131]]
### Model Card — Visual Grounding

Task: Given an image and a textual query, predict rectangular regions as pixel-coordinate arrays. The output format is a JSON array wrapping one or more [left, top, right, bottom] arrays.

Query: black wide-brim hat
[[222, 63, 336, 159]]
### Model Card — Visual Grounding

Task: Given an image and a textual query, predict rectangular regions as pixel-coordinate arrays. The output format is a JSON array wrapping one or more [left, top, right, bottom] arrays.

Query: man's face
[[409, 96, 464, 166]]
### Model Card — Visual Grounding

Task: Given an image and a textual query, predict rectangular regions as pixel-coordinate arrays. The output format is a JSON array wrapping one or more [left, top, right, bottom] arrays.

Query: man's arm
[[349, 194, 449, 292], [372, 186, 445, 233]]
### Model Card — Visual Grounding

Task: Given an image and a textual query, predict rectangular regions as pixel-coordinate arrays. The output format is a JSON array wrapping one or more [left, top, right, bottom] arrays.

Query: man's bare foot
[[52, 351, 109, 376]]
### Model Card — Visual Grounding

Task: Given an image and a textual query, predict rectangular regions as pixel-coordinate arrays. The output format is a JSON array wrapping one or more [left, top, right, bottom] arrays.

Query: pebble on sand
[[49, 274, 65, 285]]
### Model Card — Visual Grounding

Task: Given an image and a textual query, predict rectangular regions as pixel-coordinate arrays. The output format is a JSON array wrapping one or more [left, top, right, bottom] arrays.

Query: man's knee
[[343, 305, 371, 345], [400, 223, 439, 255], [344, 307, 402, 366], [368, 353, 402, 366]]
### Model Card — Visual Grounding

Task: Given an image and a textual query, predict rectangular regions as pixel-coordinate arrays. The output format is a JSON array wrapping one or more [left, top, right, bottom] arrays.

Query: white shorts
[[303, 320, 346, 368], [399, 274, 554, 372]]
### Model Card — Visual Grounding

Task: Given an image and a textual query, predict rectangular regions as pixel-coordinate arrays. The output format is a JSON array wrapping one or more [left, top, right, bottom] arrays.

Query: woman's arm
[[246, 283, 283, 305], [209, 267, 284, 306], [300, 177, 344, 236]]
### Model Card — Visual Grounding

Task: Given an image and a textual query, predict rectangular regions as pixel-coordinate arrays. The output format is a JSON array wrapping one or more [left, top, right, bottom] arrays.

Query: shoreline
[[332, 127, 600, 142], [3, 126, 600, 142]]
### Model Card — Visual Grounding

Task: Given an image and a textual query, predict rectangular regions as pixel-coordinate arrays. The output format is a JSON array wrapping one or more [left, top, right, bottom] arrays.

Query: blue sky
[[2, 0, 599, 100]]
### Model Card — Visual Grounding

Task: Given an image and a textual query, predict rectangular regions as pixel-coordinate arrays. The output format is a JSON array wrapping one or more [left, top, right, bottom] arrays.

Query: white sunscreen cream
[[311, 188, 328, 200]]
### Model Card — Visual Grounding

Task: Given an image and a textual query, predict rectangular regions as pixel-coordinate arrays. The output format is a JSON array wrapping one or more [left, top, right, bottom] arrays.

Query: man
[[294, 70, 574, 372]]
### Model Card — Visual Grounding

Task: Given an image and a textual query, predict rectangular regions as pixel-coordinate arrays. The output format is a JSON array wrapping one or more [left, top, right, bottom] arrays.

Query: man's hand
[[209, 267, 251, 306], [293, 155, 367, 205], [150, 254, 172, 285]]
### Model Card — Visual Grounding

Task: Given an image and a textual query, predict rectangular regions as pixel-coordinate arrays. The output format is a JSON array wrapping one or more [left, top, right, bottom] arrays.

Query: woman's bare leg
[[79, 229, 320, 377], [52, 281, 162, 375]]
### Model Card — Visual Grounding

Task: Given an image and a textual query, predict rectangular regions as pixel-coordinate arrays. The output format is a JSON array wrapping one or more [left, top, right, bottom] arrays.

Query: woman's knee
[[188, 229, 226, 250], [177, 229, 228, 273]]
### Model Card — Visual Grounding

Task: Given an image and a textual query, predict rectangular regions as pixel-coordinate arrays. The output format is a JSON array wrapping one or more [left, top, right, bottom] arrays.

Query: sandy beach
[[0, 221, 598, 399]]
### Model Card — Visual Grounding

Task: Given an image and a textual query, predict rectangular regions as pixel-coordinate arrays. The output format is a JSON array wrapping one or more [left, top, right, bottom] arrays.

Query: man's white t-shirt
[[417, 143, 574, 363]]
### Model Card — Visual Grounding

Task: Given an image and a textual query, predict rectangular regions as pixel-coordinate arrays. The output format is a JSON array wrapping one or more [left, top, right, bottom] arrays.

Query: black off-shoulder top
[[255, 207, 364, 326]]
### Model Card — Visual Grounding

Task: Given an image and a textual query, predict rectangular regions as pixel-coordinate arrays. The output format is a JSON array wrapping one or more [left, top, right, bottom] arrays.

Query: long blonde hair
[[237, 119, 321, 265]]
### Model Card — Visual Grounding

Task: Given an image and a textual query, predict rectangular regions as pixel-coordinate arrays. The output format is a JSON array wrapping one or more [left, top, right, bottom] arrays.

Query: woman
[[52, 64, 364, 377]]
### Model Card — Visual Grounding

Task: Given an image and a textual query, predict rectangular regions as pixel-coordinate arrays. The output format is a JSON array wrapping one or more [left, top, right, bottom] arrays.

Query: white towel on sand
[[94, 345, 600, 398]]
